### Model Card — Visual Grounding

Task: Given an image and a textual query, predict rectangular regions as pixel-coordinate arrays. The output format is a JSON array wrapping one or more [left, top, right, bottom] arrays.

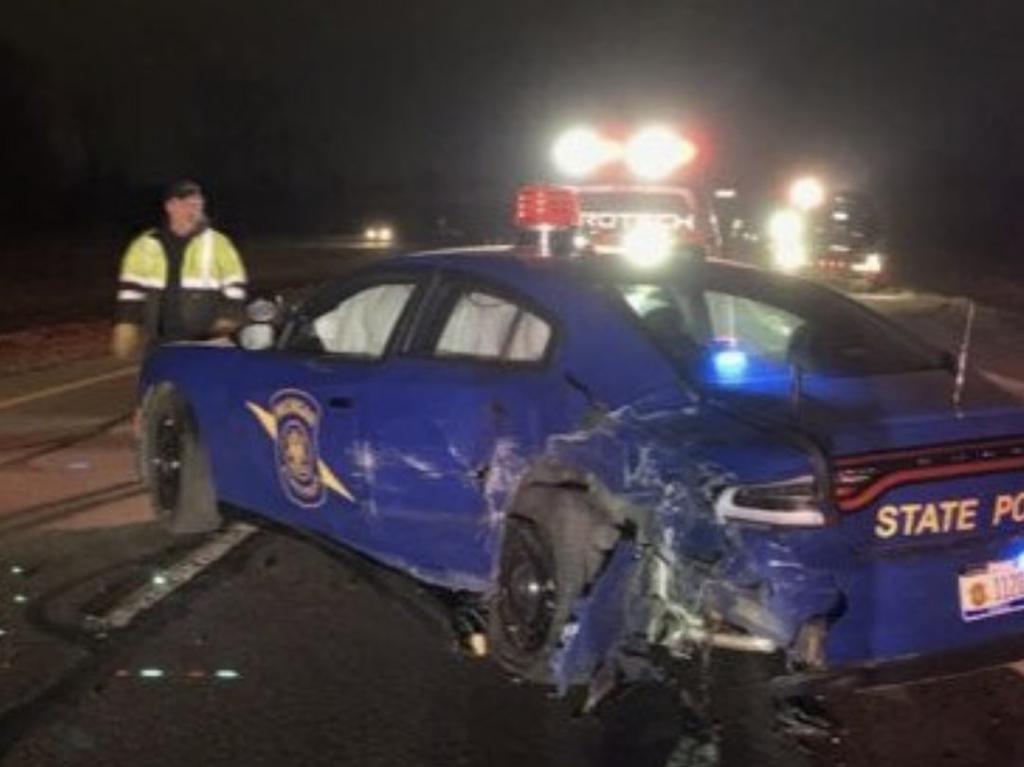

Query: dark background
[[2, 0, 1023, 278]]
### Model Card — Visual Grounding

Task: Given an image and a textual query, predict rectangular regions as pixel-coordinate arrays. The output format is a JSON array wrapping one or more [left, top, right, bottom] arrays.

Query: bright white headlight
[[625, 126, 696, 181], [552, 127, 612, 178], [621, 221, 675, 268], [767, 209, 807, 272], [788, 176, 826, 211]]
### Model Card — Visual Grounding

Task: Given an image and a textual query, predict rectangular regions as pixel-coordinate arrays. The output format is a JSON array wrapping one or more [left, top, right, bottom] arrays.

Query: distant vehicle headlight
[[767, 209, 808, 272], [851, 252, 884, 273], [365, 227, 379, 241], [378, 226, 394, 242]]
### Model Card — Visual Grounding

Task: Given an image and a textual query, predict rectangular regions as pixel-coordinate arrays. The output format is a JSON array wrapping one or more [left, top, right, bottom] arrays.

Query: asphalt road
[[2, 269, 1024, 767]]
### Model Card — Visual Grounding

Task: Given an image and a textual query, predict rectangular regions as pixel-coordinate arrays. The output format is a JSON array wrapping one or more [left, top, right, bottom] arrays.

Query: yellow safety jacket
[[115, 226, 247, 341]]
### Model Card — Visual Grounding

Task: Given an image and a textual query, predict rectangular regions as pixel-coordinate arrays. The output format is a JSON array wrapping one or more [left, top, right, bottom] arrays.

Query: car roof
[[390, 245, 791, 295]]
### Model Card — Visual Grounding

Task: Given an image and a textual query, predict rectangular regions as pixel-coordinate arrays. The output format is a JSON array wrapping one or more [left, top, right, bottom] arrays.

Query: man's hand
[[111, 322, 144, 360]]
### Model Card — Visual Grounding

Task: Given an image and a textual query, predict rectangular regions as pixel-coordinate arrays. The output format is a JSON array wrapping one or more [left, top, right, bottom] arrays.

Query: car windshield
[[578, 190, 693, 215], [615, 265, 944, 378]]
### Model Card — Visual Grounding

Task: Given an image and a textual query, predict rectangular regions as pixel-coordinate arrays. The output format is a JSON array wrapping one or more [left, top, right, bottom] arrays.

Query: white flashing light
[[768, 209, 807, 272], [621, 221, 675, 268], [625, 126, 696, 181], [789, 176, 826, 211], [552, 127, 614, 178]]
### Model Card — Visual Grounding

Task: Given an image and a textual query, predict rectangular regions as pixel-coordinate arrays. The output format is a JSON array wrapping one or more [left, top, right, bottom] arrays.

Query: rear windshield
[[615, 265, 943, 377], [578, 190, 693, 215]]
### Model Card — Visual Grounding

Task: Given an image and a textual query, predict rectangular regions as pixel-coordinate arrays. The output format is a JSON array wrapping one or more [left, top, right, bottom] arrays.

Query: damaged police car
[[138, 246, 1024, 700]]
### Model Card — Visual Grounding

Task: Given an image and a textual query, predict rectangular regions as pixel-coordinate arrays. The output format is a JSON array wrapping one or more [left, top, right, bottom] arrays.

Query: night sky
[[2, 1, 1023, 262]]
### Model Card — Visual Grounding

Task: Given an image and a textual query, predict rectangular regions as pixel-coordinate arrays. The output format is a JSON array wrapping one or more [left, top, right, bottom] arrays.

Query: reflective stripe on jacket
[[115, 227, 247, 339]]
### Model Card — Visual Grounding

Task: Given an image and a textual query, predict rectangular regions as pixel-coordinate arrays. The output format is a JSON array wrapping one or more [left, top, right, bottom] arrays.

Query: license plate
[[959, 559, 1024, 622]]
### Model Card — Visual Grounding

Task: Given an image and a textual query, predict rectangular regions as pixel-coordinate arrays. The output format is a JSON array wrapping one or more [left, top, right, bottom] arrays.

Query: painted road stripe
[[88, 521, 259, 632], [981, 370, 1024, 400], [0, 366, 138, 412]]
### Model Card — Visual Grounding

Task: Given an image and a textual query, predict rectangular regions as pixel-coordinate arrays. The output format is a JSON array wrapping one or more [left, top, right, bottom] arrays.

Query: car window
[[435, 290, 551, 362], [706, 292, 803, 362], [617, 272, 942, 376], [306, 283, 415, 357]]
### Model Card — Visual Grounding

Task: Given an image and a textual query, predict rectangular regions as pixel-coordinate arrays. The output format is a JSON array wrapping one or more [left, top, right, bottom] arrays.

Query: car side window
[[435, 290, 552, 362], [295, 283, 415, 357], [705, 291, 803, 361]]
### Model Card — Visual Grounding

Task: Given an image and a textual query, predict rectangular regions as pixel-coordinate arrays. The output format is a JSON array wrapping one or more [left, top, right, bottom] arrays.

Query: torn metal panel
[[542, 397, 843, 682]]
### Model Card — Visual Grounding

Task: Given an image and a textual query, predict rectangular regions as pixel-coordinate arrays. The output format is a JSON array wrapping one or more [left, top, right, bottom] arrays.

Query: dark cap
[[163, 179, 203, 201]]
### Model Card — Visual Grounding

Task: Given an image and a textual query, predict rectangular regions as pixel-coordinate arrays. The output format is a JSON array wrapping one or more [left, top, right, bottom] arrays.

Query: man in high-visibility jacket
[[111, 180, 248, 359]]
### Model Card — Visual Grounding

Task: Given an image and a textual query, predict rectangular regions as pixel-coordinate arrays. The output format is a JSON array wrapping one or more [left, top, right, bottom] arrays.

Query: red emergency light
[[515, 184, 580, 230]]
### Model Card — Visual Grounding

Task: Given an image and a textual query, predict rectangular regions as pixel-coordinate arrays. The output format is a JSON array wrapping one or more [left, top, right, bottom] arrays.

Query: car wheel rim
[[501, 526, 557, 653], [153, 414, 182, 511]]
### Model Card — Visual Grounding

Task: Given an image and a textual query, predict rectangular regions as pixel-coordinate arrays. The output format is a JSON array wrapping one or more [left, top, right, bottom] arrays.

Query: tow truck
[[539, 125, 722, 262]]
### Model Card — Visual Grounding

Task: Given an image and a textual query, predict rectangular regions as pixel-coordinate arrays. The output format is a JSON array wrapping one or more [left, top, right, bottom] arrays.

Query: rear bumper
[[772, 630, 1024, 696]]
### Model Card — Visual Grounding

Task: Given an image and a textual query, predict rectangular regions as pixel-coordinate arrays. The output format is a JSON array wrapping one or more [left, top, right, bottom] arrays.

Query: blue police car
[[138, 245, 1024, 693]]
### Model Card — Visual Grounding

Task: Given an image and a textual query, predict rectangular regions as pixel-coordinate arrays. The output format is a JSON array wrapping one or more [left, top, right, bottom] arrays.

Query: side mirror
[[238, 323, 276, 351], [245, 297, 282, 324]]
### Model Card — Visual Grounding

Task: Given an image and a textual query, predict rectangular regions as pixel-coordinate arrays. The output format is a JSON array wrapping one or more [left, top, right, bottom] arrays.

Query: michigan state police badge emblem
[[271, 390, 326, 508]]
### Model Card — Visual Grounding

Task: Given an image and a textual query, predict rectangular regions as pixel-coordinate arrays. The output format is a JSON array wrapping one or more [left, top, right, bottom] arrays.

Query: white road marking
[[981, 370, 1024, 400], [0, 366, 138, 412], [88, 521, 259, 632]]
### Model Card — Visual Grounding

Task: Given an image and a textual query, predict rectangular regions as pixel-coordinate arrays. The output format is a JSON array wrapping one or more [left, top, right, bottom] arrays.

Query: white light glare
[[789, 176, 826, 211], [365, 228, 378, 241], [625, 127, 696, 181], [714, 188, 737, 199], [768, 209, 807, 272], [552, 127, 612, 178], [621, 222, 675, 269], [377, 227, 394, 242], [852, 252, 884, 273]]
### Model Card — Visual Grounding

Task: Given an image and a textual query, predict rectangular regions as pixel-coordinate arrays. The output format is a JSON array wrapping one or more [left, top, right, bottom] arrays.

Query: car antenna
[[953, 298, 976, 411]]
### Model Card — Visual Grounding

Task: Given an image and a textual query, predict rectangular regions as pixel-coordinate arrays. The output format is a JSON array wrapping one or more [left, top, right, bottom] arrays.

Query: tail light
[[716, 476, 825, 527]]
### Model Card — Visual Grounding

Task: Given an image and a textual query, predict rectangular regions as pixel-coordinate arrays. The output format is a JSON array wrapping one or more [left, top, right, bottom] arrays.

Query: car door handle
[[328, 397, 355, 410]]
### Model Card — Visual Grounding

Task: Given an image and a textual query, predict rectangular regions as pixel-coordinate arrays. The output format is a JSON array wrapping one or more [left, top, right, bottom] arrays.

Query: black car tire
[[488, 485, 616, 683], [142, 386, 222, 535]]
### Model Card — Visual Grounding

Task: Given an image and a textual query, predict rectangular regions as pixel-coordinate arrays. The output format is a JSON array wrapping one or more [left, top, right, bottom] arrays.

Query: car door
[[355, 278, 566, 589], [221, 273, 426, 550]]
